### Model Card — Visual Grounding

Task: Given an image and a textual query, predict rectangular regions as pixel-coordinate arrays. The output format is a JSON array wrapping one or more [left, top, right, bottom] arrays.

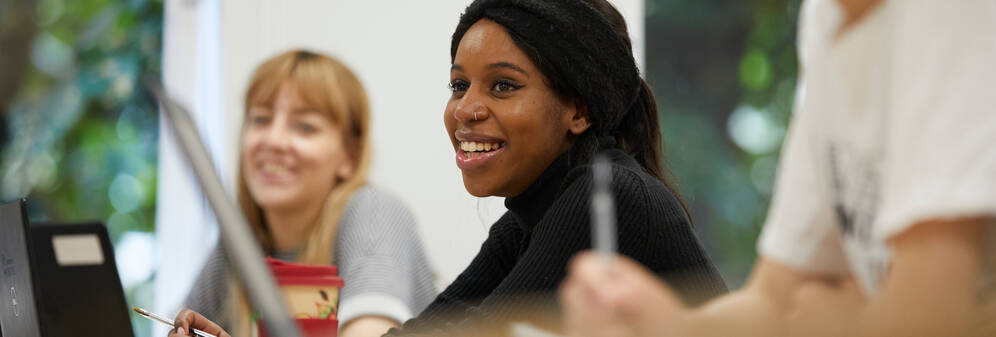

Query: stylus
[[590, 153, 617, 267], [133, 307, 218, 337]]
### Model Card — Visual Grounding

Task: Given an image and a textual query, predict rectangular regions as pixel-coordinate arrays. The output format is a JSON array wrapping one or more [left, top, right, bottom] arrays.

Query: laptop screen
[[0, 200, 42, 337]]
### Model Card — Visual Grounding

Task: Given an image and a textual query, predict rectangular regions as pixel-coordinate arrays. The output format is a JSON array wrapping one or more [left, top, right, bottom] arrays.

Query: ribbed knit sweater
[[385, 149, 727, 336]]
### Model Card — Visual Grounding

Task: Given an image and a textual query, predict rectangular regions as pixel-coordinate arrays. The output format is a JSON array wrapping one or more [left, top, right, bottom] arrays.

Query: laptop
[[0, 199, 134, 337], [0, 200, 42, 337]]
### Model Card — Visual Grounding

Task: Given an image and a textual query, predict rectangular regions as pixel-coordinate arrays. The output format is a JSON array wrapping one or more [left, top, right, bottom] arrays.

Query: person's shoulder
[[348, 184, 403, 205], [884, 0, 996, 53], [341, 184, 418, 230], [564, 149, 656, 196], [889, 0, 995, 23], [488, 211, 522, 236], [346, 185, 412, 215], [565, 149, 687, 218]]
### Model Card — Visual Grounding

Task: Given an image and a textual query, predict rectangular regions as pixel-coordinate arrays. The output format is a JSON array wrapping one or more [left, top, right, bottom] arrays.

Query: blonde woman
[[174, 50, 436, 337]]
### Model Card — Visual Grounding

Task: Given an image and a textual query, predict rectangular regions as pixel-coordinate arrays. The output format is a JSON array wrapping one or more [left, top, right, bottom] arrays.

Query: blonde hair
[[230, 50, 371, 335]]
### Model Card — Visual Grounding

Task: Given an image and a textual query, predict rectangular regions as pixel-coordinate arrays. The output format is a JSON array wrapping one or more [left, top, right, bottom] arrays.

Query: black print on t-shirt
[[828, 144, 879, 244]]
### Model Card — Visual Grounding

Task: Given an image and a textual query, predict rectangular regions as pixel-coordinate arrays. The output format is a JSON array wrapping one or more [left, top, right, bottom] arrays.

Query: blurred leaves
[[647, 0, 802, 287], [2, 0, 161, 235], [1, 0, 162, 335], [739, 49, 773, 91]]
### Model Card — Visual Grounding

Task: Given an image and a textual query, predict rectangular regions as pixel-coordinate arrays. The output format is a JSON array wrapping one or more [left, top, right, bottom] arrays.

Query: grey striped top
[[181, 185, 438, 330]]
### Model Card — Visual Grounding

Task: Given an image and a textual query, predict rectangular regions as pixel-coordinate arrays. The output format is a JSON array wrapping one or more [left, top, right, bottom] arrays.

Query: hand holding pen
[[166, 309, 230, 337], [134, 307, 229, 337], [559, 153, 689, 336]]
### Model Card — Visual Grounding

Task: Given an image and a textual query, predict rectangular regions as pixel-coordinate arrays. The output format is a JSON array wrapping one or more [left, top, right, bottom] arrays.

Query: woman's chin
[[252, 193, 305, 212], [461, 178, 497, 198]]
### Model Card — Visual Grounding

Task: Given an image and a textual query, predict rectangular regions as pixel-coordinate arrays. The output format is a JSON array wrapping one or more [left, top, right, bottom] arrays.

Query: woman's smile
[[456, 142, 505, 169], [454, 129, 507, 170], [255, 160, 298, 184]]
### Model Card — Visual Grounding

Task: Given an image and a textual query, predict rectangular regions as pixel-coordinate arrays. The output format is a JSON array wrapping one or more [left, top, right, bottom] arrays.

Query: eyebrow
[[290, 107, 322, 116], [449, 62, 528, 76], [487, 62, 527, 75]]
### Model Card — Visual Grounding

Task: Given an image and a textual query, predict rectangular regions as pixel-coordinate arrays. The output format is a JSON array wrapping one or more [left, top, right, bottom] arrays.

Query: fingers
[[562, 252, 634, 337], [166, 325, 186, 337], [560, 270, 634, 337], [172, 309, 232, 337], [568, 252, 684, 316], [562, 251, 691, 337]]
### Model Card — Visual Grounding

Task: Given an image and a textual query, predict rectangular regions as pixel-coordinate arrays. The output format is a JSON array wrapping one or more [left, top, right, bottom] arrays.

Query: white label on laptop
[[52, 234, 105, 266]]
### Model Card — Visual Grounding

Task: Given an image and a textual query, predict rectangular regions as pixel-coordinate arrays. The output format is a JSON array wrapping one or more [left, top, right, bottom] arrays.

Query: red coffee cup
[[257, 258, 344, 337]]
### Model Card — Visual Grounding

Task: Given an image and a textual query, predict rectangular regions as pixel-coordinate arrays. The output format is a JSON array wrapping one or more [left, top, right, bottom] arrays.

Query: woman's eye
[[251, 116, 271, 125], [492, 80, 521, 93], [448, 80, 469, 93], [297, 122, 317, 133]]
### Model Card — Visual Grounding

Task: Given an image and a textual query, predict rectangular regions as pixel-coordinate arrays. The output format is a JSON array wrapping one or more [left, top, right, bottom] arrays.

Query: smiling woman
[[170, 50, 437, 337], [382, 0, 728, 335], [445, 19, 586, 198]]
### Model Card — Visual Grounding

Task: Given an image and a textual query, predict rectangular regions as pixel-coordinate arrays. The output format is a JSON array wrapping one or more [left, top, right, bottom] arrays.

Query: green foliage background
[[647, 0, 802, 286]]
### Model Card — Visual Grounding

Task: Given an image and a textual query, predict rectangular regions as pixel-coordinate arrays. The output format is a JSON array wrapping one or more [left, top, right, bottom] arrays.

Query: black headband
[[450, 0, 642, 137]]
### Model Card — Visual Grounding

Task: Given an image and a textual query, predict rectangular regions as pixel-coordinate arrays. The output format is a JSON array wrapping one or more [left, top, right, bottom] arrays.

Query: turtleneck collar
[[504, 151, 573, 233]]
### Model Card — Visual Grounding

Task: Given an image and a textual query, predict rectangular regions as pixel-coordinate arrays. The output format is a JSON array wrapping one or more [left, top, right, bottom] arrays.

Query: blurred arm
[[560, 253, 841, 337], [339, 315, 399, 337], [680, 258, 839, 337], [855, 218, 990, 337]]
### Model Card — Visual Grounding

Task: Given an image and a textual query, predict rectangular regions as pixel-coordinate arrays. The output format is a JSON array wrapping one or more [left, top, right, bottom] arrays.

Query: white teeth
[[459, 141, 503, 153], [261, 163, 289, 174]]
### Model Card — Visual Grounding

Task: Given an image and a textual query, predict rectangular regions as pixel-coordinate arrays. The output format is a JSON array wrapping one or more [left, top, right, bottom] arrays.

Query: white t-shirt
[[758, 0, 996, 296]]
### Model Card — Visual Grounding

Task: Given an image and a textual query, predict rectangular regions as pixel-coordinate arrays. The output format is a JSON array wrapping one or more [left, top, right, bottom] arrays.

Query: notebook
[[29, 221, 134, 337]]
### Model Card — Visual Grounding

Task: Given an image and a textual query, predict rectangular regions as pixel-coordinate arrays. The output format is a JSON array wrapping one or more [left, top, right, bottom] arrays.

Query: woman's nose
[[453, 91, 490, 123], [258, 118, 292, 150]]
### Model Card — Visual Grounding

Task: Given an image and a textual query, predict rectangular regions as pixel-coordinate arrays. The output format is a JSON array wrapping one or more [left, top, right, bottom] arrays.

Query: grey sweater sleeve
[[333, 186, 438, 325], [181, 244, 233, 331]]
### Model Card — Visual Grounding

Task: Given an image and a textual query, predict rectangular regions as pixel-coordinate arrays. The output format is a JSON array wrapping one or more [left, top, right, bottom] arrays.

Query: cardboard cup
[[258, 258, 344, 337]]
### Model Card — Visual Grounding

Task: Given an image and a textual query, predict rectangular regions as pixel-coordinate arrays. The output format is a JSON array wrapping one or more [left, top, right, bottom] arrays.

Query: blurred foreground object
[[0, 0, 35, 113], [148, 80, 303, 337]]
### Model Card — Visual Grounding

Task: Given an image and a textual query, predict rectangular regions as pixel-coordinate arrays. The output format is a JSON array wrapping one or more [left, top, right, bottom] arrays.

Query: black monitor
[[0, 199, 42, 337]]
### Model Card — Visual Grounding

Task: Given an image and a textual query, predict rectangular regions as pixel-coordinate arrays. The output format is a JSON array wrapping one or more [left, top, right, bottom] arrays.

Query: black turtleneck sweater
[[385, 149, 727, 336]]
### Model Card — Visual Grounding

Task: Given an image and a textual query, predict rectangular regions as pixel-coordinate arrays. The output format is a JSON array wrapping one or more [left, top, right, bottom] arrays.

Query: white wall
[[155, 1, 643, 334]]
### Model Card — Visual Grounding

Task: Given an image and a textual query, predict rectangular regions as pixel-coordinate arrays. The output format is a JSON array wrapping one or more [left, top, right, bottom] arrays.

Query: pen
[[590, 153, 617, 267], [133, 307, 218, 337]]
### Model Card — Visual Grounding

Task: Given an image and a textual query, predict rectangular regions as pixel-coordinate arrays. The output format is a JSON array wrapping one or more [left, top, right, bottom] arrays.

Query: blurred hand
[[784, 279, 866, 337], [972, 300, 996, 337], [167, 309, 232, 337], [559, 252, 689, 337]]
